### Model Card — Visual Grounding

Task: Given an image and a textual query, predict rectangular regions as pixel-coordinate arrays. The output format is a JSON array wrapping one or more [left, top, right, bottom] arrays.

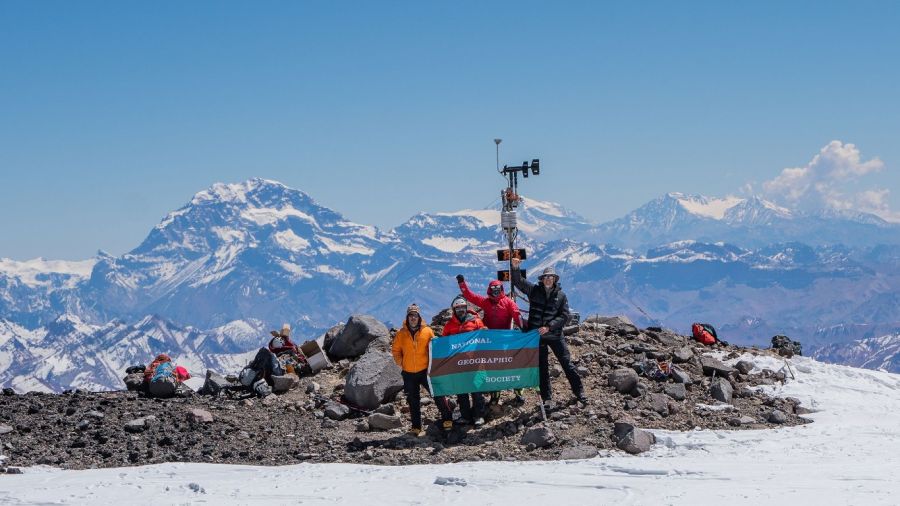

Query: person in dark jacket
[[511, 258, 586, 408]]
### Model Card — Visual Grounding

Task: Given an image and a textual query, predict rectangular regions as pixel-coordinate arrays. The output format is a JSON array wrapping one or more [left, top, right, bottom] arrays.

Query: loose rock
[[700, 356, 735, 377], [329, 315, 390, 359], [710, 377, 734, 404], [768, 410, 788, 424], [608, 368, 639, 394], [664, 383, 686, 401], [559, 446, 599, 460], [734, 360, 754, 375], [343, 346, 403, 410], [188, 409, 214, 424], [521, 426, 556, 448], [324, 402, 351, 421], [368, 413, 403, 431]]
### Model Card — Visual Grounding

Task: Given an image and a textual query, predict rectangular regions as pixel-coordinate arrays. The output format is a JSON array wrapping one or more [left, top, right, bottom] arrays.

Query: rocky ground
[[0, 316, 811, 471]]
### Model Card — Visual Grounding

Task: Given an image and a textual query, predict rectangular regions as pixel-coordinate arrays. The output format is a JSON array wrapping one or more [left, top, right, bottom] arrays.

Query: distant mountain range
[[1, 178, 898, 391], [812, 332, 900, 373], [580, 193, 899, 249]]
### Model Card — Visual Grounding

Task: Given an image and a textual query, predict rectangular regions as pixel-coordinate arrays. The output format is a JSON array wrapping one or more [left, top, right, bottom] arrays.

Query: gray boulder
[[0, 425, 13, 435], [768, 409, 788, 424], [198, 370, 232, 396], [584, 314, 634, 327], [670, 366, 693, 384], [613, 421, 656, 454], [728, 415, 756, 426], [734, 360, 754, 375], [710, 377, 734, 403], [672, 347, 694, 363], [521, 426, 556, 448], [608, 368, 639, 394], [344, 346, 403, 410], [374, 404, 396, 416], [368, 413, 403, 431], [329, 315, 390, 359], [648, 393, 670, 416], [320, 322, 345, 350], [124, 416, 157, 433], [188, 409, 214, 424], [560, 446, 599, 460], [271, 375, 299, 393], [324, 401, 351, 421], [700, 356, 735, 377], [664, 383, 686, 401]]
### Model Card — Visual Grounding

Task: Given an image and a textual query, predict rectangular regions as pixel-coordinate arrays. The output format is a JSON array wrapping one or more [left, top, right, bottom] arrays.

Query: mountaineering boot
[[442, 420, 454, 432], [454, 417, 472, 426], [473, 417, 485, 427], [512, 393, 525, 406], [575, 392, 589, 405], [489, 391, 501, 405], [407, 427, 425, 437]]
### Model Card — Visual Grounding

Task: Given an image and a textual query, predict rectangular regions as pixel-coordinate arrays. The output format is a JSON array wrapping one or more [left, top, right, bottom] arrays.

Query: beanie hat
[[280, 323, 291, 337], [406, 304, 421, 317]]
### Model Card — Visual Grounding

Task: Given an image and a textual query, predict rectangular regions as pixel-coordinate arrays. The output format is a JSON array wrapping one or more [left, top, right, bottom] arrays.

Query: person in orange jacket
[[391, 304, 453, 436], [442, 295, 487, 427]]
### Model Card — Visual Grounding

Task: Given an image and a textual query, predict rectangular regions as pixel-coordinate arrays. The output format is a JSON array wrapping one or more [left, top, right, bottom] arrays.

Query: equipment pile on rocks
[[0, 314, 811, 470]]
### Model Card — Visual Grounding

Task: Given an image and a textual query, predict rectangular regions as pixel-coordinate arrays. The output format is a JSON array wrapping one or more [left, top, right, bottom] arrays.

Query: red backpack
[[691, 323, 718, 345]]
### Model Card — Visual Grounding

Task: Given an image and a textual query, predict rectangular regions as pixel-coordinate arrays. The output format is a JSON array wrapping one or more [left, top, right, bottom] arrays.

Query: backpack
[[692, 323, 718, 345], [148, 362, 178, 398], [239, 366, 260, 387], [151, 361, 176, 383]]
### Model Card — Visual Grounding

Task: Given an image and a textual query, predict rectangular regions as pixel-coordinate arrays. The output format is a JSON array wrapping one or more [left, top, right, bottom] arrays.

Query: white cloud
[[757, 141, 898, 222]]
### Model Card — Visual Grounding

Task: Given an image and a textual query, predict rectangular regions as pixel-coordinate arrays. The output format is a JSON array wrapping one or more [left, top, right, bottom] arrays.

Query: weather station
[[493, 138, 540, 304]]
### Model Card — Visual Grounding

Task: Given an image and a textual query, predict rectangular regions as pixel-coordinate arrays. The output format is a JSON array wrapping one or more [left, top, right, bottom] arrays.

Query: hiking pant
[[456, 392, 485, 421], [539, 338, 583, 401], [402, 370, 452, 429]]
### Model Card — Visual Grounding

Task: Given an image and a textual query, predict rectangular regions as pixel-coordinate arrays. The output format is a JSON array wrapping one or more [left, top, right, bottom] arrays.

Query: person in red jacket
[[457, 274, 525, 405], [442, 295, 487, 427], [457, 275, 522, 329]]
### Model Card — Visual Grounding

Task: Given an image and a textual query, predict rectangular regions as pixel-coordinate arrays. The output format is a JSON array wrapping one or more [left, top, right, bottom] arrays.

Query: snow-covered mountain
[[1, 179, 898, 391], [0, 258, 96, 328], [812, 332, 900, 373], [586, 192, 899, 249], [0, 313, 267, 392], [79, 178, 395, 331]]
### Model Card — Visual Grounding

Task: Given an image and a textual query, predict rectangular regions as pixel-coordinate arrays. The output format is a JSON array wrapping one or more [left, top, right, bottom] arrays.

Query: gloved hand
[[456, 274, 464, 283]]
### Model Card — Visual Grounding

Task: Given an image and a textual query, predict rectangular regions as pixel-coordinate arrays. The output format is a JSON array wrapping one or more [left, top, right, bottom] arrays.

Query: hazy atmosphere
[[2, 1, 898, 259]]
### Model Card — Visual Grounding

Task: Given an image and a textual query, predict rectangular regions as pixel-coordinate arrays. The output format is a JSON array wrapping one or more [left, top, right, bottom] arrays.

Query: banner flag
[[428, 329, 540, 397]]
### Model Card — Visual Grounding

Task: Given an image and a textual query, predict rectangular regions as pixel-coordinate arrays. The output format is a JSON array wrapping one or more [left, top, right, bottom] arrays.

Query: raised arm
[[510, 258, 534, 296], [457, 276, 489, 308]]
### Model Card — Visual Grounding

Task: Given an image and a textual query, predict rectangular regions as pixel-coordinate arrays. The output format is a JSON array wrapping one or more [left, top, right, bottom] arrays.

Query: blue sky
[[1, 1, 898, 259]]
